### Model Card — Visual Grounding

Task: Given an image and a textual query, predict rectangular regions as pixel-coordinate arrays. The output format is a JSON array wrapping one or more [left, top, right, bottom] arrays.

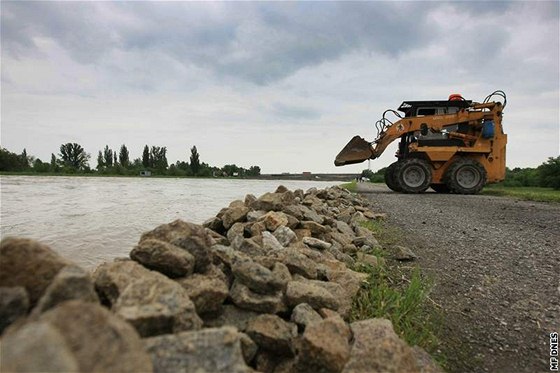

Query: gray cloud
[[1, 1, 557, 173], [269, 103, 322, 120], [1, 2, 469, 85]]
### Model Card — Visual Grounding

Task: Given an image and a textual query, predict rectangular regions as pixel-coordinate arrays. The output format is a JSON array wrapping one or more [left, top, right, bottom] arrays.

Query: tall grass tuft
[[351, 263, 441, 350]]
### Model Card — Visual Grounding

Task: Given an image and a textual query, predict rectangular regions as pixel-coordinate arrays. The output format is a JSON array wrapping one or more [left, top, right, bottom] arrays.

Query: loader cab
[[395, 100, 473, 157], [397, 100, 472, 118]]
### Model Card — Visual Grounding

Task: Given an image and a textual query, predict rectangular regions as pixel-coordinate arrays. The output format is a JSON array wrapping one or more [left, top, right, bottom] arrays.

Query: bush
[[537, 156, 560, 190]]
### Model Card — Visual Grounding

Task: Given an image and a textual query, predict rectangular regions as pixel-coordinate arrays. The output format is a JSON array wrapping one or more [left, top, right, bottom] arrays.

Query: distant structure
[[139, 170, 151, 177]]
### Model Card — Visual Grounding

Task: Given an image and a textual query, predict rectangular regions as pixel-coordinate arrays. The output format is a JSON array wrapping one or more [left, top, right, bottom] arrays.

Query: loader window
[[416, 108, 437, 116], [447, 107, 459, 114]]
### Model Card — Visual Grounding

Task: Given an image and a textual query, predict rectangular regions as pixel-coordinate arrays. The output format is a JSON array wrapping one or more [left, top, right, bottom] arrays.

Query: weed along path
[[356, 182, 560, 373]]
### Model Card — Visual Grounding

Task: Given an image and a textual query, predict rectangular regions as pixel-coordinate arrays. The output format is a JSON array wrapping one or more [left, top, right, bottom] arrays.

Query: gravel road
[[357, 183, 560, 373]]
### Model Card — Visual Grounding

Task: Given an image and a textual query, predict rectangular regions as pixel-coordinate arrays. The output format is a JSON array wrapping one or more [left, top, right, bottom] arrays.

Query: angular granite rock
[[130, 238, 195, 278], [93, 260, 155, 305], [144, 327, 252, 373], [230, 280, 285, 314], [232, 259, 284, 294], [246, 314, 297, 356], [139, 219, 213, 273], [303, 237, 332, 250], [295, 315, 351, 373], [258, 211, 289, 231], [285, 280, 339, 311], [114, 276, 202, 337], [222, 205, 250, 229], [176, 273, 229, 314], [2, 301, 152, 373], [273, 226, 297, 247], [33, 265, 99, 315], [342, 318, 420, 373], [0, 237, 72, 306], [290, 302, 322, 330]]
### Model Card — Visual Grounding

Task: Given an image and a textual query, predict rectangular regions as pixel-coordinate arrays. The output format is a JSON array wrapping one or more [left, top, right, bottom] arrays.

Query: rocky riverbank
[[0, 185, 442, 373]]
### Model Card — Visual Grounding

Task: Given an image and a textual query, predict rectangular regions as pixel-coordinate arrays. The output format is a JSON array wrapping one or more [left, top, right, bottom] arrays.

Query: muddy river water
[[1, 176, 336, 268]]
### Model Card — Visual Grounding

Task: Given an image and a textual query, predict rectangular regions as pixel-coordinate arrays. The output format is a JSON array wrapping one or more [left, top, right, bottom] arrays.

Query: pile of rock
[[0, 185, 441, 373]]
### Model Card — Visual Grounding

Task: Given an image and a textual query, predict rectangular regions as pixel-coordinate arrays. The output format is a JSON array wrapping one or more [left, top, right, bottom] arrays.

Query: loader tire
[[444, 158, 487, 194], [394, 158, 432, 193], [431, 184, 450, 193], [384, 162, 402, 192]]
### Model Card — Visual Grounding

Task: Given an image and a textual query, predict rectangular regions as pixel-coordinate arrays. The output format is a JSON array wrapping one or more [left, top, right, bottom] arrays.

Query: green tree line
[[362, 156, 560, 190], [0, 143, 261, 178]]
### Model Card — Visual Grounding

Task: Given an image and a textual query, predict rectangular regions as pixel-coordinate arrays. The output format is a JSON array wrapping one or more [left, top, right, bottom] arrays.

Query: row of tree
[[361, 156, 560, 189], [0, 143, 261, 178]]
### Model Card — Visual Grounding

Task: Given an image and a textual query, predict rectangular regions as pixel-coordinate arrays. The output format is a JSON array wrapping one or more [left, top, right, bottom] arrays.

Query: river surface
[[1, 176, 337, 268]]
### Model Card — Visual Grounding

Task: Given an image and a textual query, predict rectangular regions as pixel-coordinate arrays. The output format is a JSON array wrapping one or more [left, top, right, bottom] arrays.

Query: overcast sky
[[1, 1, 558, 174]]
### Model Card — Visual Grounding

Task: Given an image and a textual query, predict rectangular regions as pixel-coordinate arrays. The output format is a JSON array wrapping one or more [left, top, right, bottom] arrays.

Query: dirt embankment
[[357, 183, 560, 373]]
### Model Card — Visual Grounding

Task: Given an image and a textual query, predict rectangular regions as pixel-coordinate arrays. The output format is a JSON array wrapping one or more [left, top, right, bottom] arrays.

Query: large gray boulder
[[270, 249, 318, 279], [114, 276, 202, 337], [262, 231, 284, 251], [232, 259, 284, 294], [336, 221, 356, 238], [32, 265, 99, 315], [211, 244, 248, 268], [258, 211, 289, 231], [93, 260, 202, 337], [246, 314, 297, 356], [139, 219, 213, 273], [303, 237, 332, 250], [273, 226, 297, 247], [285, 280, 339, 311], [130, 239, 195, 278], [251, 192, 295, 211], [176, 273, 229, 314], [0, 238, 72, 306], [222, 205, 250, 229], [144, 327, 253, 373], [342, 319, 420, 373], [295, 315, 352, 373], [1, 301, 152, 373], [1, 322, 80, 372], [290, 303, 322, 330], [93, 260, 151, 305], [299, 221, 329, 235], [230, 280, 286, 314]]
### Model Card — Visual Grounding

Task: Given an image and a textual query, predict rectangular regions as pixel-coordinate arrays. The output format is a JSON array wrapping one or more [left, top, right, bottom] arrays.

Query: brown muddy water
[[1, 176, 336, 268]]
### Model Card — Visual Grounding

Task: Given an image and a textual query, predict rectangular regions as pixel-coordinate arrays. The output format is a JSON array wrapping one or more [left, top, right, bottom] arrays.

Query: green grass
[[359, 219, 401, 247], [359, 219, 384, 236], [352, 218, 446, 368], [340, 180, 358, 192], [482, 185, 560, 203], [351, 264, 441, 349]]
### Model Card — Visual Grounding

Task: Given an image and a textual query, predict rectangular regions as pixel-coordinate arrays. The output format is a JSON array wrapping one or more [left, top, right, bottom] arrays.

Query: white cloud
[[1, 1, 558, 173]]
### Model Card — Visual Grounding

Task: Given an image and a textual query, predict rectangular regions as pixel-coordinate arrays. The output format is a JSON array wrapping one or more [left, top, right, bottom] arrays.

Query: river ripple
[[0, 176, 337, 268]]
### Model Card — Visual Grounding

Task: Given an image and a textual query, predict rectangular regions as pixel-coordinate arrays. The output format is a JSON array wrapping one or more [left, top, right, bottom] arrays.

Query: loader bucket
[[334, 136, 374, 166]]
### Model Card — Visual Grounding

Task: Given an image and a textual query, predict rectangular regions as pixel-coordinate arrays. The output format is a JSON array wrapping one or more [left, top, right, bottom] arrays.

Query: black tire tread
[[444, 158, 487, 194], [385, 162, 402, 192], [394, 158, 432, 193]]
